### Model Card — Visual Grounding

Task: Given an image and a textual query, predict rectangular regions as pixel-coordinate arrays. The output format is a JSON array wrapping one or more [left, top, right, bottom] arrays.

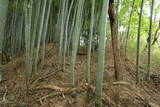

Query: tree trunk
[[69, 0, 85, 87], [86, 0, 95, 84], [95, 0, 109, 106], [0, 0, 9, 82], [34, 0, 47, 72], [63, 0, 74, 70], [136, 0, 144, 84], [58, 0, 67, 68], [108, 0, 122, 81], [30, 0, 41, 73], [146, 0, 154, 81], [116, 0, 120, 31], [41, 0, 53, 67], [24, 0, 33, 95]]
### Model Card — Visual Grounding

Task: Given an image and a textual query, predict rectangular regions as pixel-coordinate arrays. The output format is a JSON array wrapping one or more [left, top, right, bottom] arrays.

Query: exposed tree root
[[30, 70, 60, 89], [35, 83, 117, 106]]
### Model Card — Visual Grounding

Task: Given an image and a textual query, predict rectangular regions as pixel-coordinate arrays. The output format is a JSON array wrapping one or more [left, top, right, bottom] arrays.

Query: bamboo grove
[[0, 0, 159, 106]]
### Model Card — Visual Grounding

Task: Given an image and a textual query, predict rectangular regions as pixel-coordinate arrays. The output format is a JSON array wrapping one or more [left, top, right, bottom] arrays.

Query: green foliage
[[120, 0, 160, 51]]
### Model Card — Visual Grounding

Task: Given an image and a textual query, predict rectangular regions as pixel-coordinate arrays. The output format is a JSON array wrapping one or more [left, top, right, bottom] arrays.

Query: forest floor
[[0, 43, 160, 107]]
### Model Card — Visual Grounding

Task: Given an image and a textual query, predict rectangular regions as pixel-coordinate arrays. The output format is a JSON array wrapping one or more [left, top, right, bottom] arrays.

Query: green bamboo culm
[[95, 0, 109, 106], [0, 0, 9, 82], [62, 0, 69, 70], [86, 0, 95, 84], [59, 0, 67, 68], [136, 0, 144, 84], [69, 0, 85, 87], [34, 0, 47, 72], [63, 0, 74, 70], [24, 0, 33, 95], [11, 0, 18, 58], [41, 0, 53, 67], [30, 0, 41, 74], [27, 0, 33, 75], [67, 2, 78, 56], [17, 9, 24, 53], [146, 0, 154, 81], [55, 0, 62, 44]]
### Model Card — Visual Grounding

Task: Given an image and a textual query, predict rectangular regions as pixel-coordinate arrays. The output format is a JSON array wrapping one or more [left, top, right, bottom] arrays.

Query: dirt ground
[[0, 44, 160, 107]]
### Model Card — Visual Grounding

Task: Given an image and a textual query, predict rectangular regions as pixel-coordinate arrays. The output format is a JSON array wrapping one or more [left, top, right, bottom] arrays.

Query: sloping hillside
[[0, 44, 160, 107]]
